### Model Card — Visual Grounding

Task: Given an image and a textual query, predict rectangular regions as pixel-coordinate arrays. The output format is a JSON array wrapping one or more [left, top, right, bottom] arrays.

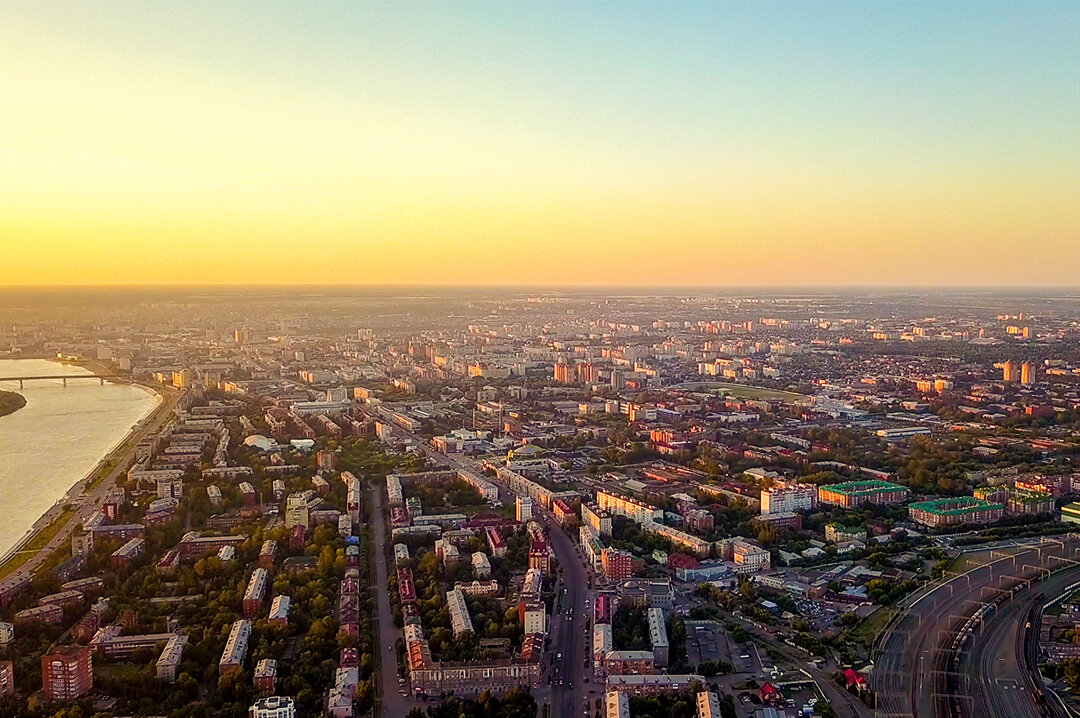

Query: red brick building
[[41, 646, 93, 702]]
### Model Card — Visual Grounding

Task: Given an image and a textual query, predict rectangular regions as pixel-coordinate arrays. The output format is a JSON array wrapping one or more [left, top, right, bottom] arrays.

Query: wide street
[[370, 482, 417, 718], [539, 511, 593, 718]]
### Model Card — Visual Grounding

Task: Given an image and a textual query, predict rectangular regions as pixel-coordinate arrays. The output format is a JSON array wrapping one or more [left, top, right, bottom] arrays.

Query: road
[[874, 536, 1080, 718], [720, 610, 875, 718], [539, 511, 592, 718], [370, 482, 417, 718]]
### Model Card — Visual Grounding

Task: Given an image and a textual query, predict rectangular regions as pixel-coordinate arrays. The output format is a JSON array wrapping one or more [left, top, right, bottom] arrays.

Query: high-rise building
[[1021, 362, 1035, 385], [1002, 360, 1016, 382], [285, 493, 310, 529], [553, 362, 575, 384], [760, 483, 817, 515], [601, 548, 634, 580], [516, 496, 533, 522], [577, 362, 596, 384], [0, 661, 13, 697], [41, 646, 93, 702]]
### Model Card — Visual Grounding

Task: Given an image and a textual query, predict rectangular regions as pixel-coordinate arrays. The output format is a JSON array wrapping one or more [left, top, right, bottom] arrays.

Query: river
[[0, 359, 159, 557]]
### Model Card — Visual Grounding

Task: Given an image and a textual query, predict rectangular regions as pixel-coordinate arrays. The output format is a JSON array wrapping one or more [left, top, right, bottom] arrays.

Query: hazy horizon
[[3, 1, 1078, 286]]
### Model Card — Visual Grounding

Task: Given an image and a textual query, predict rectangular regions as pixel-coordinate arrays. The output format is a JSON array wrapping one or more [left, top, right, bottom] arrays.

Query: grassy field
[[0, 506, 76, 579], [673, 381, 809, 402], [847, 604, 898, 648]]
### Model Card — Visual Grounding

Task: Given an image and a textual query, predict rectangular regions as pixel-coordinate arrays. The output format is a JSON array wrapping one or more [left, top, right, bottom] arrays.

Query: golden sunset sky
[[2, 1, 1078, 285]]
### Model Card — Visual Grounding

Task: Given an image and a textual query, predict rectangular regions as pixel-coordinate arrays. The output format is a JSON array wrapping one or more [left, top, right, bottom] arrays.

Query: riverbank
[[0, 359, 173, 577], [0, 384, 177, 578], [0, 389, 26, 418]]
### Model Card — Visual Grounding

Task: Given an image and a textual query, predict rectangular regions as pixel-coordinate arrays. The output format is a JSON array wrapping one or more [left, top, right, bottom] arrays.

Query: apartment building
[[818, 481, 910, 508], [582, 502, 613, 536], [597, 490, 663, 525], [219, 619, 251, 672], [41, 646, 93, 702], [760, 483, 817, 515], [909, 497, 1004, 528], [447, 588, 474, 637]]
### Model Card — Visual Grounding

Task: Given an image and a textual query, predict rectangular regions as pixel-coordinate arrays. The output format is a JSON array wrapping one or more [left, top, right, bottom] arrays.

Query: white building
[[516, 496, 533, 522], [760, 483, 817, 515], [523, 602, 547, 635], [446, 587, 474, 637], [219, 619, 251, 671], [471, 551, 491, 578], [285, 493, 310, 529], [249, 696, 296, 718], [155, 634, 188, 682], [730, 539, 771, 573]]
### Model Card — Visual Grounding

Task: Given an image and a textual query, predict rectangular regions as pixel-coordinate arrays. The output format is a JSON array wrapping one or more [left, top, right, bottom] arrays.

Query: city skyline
[[3, 1, 1079, 286]]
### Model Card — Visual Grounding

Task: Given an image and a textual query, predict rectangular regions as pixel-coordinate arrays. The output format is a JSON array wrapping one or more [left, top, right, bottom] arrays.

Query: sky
[[1, 1, 1078, 287]]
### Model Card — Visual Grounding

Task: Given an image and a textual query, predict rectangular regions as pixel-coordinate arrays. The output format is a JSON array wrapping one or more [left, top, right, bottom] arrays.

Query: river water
[[0, 359, 158, 557]]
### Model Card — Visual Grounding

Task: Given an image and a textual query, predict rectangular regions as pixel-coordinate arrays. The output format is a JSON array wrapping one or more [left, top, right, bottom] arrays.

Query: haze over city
[[2, 1, 1079, 286], [6, 4, 1080, 718]]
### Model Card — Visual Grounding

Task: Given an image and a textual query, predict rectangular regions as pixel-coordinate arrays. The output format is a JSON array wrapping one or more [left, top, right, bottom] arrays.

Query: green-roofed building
[[909, 497, 1004, 528], [1006, 488, 1056, 516], [1061, 502, 1080, 525], [818, 480, 911, 508]]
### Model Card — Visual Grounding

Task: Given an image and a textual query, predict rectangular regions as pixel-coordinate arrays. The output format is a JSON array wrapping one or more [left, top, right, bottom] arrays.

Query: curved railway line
[[875, 536, 1080, 718]]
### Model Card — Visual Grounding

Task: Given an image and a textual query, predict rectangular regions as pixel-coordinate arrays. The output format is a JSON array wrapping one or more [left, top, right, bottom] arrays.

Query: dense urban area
[[4, 287, 1080, 718]]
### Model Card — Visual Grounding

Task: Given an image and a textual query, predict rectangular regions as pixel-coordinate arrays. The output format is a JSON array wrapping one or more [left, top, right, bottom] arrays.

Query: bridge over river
[[0, 374, 121, 388]]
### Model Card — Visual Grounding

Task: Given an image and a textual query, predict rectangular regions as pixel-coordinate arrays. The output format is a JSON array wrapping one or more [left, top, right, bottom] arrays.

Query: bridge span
[[0, 374, 120, 388]]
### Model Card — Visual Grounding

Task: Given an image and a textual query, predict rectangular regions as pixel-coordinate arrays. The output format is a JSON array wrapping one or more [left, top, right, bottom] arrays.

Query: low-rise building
[[447, 587, 474, 637], [824, 523, 867, 542], [254, 658, 277, 695], [155, 634, 188, 682], [243, 568, 269, 617], [647, 607, 669, 667], [219, 619, 251, 672], [697, 691, 721, 718], [250, 695, 295, 718], [269, 595, 291, 626], [604, 650, 656, 675], [606, 690, 630, 718]]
